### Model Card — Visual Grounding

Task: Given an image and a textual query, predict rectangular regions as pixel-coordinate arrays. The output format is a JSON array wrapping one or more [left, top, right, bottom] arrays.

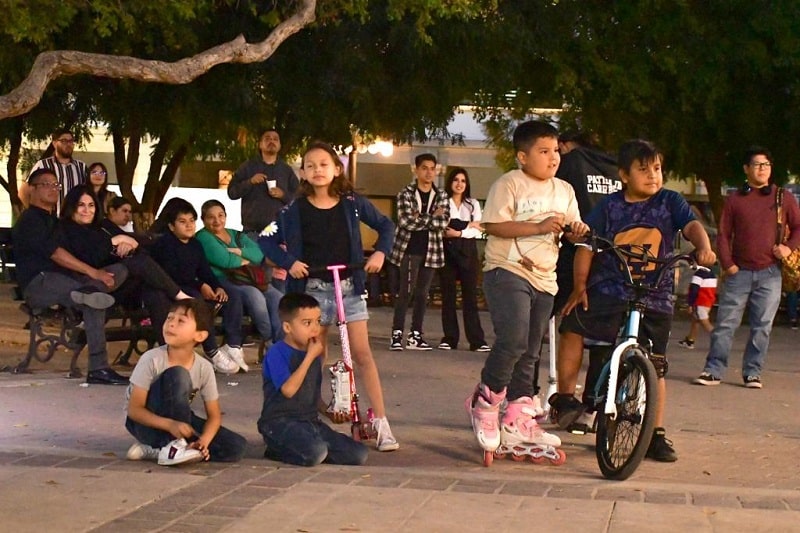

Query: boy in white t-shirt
[[124, 299, 247, 466], [466, 120, 588, 454]]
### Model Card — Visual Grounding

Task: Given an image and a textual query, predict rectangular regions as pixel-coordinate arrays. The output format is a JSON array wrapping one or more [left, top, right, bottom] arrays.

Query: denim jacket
[[258, 193, 394, 296]]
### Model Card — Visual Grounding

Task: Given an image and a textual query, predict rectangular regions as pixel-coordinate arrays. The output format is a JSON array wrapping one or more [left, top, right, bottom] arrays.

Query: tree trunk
[[3, 116, 25, 218], [111, 125, 142, 210]]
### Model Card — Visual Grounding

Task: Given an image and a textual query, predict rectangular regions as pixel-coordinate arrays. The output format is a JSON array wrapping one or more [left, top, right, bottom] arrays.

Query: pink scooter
[[324, 264, 376, 442]]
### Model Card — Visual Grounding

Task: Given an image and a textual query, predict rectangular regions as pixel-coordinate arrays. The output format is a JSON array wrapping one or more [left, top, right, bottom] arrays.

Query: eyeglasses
[[751, 162, 772, 169], [33, 182, 62, 190], [56, 138, 75, 144], [91, 170, 107, 176]]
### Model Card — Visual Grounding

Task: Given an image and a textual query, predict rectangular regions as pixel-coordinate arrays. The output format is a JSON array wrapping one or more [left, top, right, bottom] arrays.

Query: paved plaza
[[0, 294, 798, 532]]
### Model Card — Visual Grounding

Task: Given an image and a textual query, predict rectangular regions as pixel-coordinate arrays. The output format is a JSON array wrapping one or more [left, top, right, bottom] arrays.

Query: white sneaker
[[157, 438, 203, 466], [223, 345, 249, 372], [126, 442, 159, 461], [210, 347, 240, 374], [372, 416, 400, 452]]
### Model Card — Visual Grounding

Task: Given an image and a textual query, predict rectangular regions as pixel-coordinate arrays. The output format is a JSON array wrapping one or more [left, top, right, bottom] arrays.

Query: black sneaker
[[406, 331, 432, 351], [791, 320, 798, 331], [692, 372, 721, 386], [548, 393, 585, 429], [389, 330, 404, 351], [744, 375, 763, 389], [677, 338, 695, 349], [646, 428, 678, 462]]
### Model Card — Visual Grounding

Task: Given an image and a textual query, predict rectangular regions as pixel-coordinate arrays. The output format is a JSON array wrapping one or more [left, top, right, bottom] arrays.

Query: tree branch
[[0, 0, 316, 120]]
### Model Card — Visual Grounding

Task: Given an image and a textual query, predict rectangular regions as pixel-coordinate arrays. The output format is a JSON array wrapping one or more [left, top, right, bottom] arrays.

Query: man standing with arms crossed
[[228, 129, 299, 291]]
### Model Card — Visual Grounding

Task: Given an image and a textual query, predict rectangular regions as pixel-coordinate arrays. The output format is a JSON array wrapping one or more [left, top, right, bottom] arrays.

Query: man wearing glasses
[[694, 146, 800, 389], [12, 168, 130, 385], [26, 127, 88, 209]]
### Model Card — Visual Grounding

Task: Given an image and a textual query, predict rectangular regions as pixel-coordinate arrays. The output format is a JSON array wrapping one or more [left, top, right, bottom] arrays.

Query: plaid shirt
[[388, 182, 449, 268]]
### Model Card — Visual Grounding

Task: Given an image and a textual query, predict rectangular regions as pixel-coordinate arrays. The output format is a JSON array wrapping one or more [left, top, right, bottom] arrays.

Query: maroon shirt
[[717, 187, 800, 271]]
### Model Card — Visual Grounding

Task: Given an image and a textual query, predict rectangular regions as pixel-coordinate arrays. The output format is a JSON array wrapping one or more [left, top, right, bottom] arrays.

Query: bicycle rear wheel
[[595, 347, 659, 480]]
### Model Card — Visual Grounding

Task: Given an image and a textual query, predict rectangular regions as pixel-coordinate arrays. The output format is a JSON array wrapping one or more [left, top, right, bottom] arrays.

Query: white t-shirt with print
[[482, 169, 581, 295]]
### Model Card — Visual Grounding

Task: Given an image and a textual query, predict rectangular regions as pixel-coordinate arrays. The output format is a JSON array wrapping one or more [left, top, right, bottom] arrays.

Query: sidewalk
[[0, 294, 798, 532]]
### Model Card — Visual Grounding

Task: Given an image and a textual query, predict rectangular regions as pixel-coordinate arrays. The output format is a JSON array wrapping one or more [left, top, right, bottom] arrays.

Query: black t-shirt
[[12, 205, 62, 291], [406, 189, 432, 255], [298, 197, 351, 282]]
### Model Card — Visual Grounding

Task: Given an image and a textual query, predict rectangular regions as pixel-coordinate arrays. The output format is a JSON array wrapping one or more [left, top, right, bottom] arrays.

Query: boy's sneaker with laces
[[157, 438, 203, 466], [548, 393, 585, 429], [693, 372, 721, 386], [677, 338, 695, 349], [210, 349, 240, 374], [126, 442, 160, 461], [790, 319, 798, 331], [437, 341, 452, 350], [222, 344, 249, 373], [473, 344, 491, 352], [744, 375, 763, 389], [389, 330, 404, 351], [372, 416, 400, 451], [567, 410, 597, 435], [646, 428, 678, 462], [406, 331, 432, 351]]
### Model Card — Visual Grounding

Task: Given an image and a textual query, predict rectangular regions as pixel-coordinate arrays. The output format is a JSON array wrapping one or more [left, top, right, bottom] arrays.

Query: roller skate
[[465, 383, 505, 466], [493, 396, 566, 466]]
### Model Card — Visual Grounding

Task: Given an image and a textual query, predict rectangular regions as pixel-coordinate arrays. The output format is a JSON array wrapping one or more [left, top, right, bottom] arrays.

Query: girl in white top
[[438, 167, 490, 351]]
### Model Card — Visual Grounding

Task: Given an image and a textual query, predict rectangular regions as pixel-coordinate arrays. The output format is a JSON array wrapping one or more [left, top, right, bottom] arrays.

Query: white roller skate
[[465, 383, 505, 465], [494, 396, 566, 466]]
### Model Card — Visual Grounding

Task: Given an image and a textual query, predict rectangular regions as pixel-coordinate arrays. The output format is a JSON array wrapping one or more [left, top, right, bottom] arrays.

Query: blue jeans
[[219, 279, 283, 343], [703, 265, 782, 379], [259, 417, 368, 467], [480, 268, 553, 400], [787, 291, 798, 321], [125, 367, 246, 462]]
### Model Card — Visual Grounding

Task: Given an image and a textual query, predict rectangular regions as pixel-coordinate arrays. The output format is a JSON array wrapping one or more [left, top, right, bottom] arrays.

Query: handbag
[[775, 187, 800, 292], [223, 231, 271, 291]]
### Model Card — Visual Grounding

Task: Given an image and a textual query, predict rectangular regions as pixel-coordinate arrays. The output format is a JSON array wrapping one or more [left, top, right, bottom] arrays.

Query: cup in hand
[[267, 179, 277, 189]]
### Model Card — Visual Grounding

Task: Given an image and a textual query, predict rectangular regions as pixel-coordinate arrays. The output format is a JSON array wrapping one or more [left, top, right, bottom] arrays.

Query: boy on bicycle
[[552, 139, 716, 462]]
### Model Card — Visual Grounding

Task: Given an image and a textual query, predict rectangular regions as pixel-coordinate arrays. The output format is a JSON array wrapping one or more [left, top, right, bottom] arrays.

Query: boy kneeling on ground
[[124, 299, 247, 465], [258, 293, 368, 466]]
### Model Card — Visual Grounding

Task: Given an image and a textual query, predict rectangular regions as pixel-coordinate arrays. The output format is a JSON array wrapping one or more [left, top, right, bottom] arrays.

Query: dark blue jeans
[[259, 417, 368, 467], [480, 268, 553, 401], [125, 367, 246, 462]]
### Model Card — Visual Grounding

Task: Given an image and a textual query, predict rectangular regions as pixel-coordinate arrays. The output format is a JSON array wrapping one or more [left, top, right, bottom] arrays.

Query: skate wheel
[[549, 449, 567, 466], [493, 451, 506, 459], [530, 455, 547, 465], [483, 450, 493, 467], [510, 453, 526, 462]]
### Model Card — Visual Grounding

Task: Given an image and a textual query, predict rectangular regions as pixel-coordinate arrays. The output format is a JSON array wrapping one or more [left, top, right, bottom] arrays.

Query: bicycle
[[574, 231, 696, 480]]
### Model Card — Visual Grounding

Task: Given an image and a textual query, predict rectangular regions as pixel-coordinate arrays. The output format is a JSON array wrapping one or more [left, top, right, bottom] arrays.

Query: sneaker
[[406, 331, 432, 351], [157, 438, 203, 466], [389, 330, 404, 351], [372, 417, 400, 452], [70, 289, 115, 310], [567, 410, 597, 435], [210, 349, 239, 374], [473, 344, 491, 353], [744, 375, 763, 389], [645, 428, 678, 462], [692, 372, 721, 386], [791, 319, 798, 331], [437, 341, 452, 350], [548, 393, 585, 429], [126, 442, 159, 461], [677, 338, 695, 349], [222, 345, 249, 373]]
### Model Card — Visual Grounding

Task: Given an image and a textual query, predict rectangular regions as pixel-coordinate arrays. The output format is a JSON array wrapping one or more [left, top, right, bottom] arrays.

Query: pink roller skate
[[495, 396, 566, 466], [465, 383, 505, 466]]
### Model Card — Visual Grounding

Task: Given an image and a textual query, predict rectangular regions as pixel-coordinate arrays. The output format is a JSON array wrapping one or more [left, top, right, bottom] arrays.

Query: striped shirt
[[29, 156, 87, 211]]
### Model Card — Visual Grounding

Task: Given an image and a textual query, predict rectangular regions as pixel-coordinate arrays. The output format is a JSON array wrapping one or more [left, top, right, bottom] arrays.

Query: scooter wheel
[[483, 450, 493, 467], [549, 449, 567, 466], [351, 424, 362, 442]]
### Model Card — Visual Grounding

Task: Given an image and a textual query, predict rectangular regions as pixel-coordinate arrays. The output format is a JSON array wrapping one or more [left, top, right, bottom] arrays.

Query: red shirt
[[717, 187, 800, 270]]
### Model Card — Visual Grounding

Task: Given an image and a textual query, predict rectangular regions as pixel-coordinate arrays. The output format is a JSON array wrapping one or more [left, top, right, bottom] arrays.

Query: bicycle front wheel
[[595, 347, 659, 480]]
